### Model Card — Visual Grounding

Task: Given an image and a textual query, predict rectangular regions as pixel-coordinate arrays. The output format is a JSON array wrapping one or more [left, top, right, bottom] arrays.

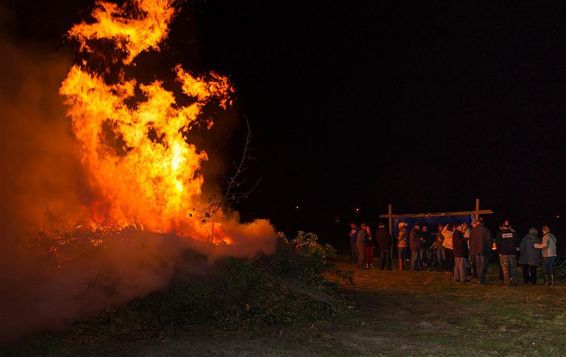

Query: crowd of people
[[348, 218, 559, 286]]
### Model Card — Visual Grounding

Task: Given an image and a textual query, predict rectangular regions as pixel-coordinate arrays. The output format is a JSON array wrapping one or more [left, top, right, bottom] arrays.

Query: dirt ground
[[6, 257, 566, 356]]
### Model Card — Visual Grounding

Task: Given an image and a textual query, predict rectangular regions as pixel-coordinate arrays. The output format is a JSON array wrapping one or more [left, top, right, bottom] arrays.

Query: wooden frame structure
[[379, 198, 494, 260], [379, 198, 493, 233]]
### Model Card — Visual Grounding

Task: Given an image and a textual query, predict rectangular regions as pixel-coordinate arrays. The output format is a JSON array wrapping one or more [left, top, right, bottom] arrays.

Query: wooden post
[[388, 204, 394, 262], [475, 198, 480, 220], [388, 204, 393, 233]]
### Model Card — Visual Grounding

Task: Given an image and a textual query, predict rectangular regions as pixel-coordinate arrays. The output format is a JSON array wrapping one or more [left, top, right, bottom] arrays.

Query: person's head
[[350, 223, 356, 229], [502, 220, 511, 230], [422, 225, 428, 232], [528, 227, 538, 236], [542, 225, 551, 234], [454, 223, 463, 232], [437, 224, 444, 231], [398, 222, 407, 230], [360, 223, 367, 229], [474, 217, 484, 226], [413, 223, 421, 231], [378, 223, 386, 230], [462, 222, 469, 230], [446, 223, 454, 231]]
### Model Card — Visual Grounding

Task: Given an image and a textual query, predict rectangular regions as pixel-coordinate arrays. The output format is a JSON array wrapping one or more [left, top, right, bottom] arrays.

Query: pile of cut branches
[[13, 232, 350, 352]]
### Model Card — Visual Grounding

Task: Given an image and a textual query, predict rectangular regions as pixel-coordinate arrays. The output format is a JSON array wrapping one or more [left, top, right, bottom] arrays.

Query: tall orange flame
[[60, 0, 237, 243]]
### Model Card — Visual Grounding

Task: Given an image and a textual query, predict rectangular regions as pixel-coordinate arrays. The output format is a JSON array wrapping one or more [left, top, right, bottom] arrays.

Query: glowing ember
[[60, 0, 235, 243]]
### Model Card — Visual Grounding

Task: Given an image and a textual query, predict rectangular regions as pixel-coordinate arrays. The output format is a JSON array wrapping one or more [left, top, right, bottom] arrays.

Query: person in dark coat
[[496, 220, 520, 286], [452, 223, 469, 282], [469, 217, 492, 284], [409, 223, 423, 271], [375, 223, 392, 270], [519, 227, 541, 284], [363, 224, 375, 269], [348, 223, 359, 263]]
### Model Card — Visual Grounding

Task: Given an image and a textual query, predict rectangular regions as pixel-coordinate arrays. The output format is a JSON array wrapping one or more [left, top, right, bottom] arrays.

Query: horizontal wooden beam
[[378, 209, 494, 219]]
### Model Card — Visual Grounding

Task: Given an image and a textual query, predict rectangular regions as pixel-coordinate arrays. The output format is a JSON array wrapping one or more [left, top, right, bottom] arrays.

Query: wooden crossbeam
[[378, 209, 493, 219]]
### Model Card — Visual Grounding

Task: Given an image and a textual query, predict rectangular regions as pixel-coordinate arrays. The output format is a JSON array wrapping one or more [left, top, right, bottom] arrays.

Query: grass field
[[4, 256, 566, 356]]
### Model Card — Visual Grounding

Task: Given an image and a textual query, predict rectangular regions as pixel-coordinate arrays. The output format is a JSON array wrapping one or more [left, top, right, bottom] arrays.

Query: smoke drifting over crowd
[[0, 0, 276, 343]]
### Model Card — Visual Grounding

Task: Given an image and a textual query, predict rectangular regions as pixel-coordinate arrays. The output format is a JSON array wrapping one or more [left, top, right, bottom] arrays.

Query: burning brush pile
[[0, 0, 346, 346]]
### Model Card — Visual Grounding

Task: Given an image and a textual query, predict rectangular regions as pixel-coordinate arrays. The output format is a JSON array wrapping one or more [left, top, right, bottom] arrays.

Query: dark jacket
[[421, 230, 432, 248], [375, 228, 391, 251], [356, 229, 369, 250], [358, 229, 371, 246], [470, 225, 492, 256], [519, 233, 541, 266], [496, 228, 519, 255], [409, 229, 423, 252], [452, 230, 468, 258]]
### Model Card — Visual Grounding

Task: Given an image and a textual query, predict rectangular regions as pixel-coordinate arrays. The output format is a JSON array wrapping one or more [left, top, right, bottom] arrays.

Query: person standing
[[348, 223, 359, 263], [397, 222, 408, 271], [420, 224, 432, 267], [452, 223, 469, 282], [519, 228, 541, 285], [470, 217, 492, 284], [462, 222, 474, 277], [356, 223, 368, 269], [433, 225, 446, 269], [364, 224, 374, 269], [534, 225, 558, 286], [410, 223, 423, 271], [442, 224, 455, 272], [496, 220, 520, 286], [376, 223, 392, 270]]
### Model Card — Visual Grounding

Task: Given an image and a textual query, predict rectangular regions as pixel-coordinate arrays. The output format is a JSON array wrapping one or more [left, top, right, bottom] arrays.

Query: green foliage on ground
[[4, 232, 347, 355]]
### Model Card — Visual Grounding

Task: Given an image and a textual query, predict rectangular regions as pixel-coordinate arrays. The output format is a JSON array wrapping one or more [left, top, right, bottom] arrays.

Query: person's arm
[[534, 236, 547, 249]]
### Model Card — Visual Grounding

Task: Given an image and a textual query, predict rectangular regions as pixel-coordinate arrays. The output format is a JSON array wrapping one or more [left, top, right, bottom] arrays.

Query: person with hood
[[396, 222, 408, 271], [410, 223, 423, 271], [375, 223, 392, 270], [496, 220, 520, 286], [519, 228, 541, 285], [534, 225, 558, 286], [452, 223, 469, 282], [348, 223, 359, 263], [470, 217, 492, 284]]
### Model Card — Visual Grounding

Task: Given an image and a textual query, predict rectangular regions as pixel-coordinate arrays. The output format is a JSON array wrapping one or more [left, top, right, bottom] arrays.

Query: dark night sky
[[3, 0, 565, 245]]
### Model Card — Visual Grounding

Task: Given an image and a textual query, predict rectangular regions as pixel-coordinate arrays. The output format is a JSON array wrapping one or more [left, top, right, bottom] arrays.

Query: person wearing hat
[[396, 222, 408, 271], [519, 228, 542, 285], [470, 217, 492, 284], [496, 219, 520, 286], [534, 225, 558, 286]]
